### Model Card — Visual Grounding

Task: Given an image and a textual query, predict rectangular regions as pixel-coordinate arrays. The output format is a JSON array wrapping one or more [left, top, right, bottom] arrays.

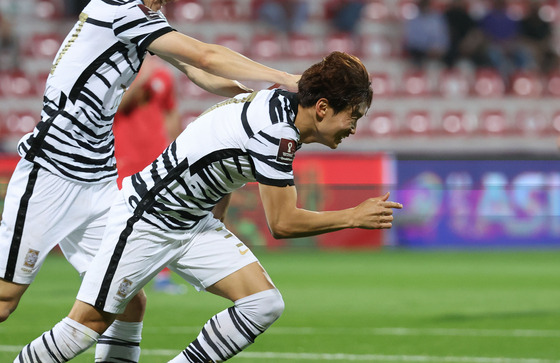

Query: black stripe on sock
[[201, 326, 227, 361], [41, 333, 62, 363]]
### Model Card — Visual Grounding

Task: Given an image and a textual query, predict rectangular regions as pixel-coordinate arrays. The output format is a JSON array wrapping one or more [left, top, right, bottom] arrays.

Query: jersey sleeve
[[114, 3, 174, 54], [246, 122, 300, 187]]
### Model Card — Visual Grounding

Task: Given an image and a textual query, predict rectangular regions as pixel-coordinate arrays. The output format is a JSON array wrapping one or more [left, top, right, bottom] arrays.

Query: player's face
[[320, 102, 367, 149]]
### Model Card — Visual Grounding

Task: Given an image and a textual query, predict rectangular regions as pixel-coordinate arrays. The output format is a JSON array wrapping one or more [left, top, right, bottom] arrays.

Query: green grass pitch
[[1, 249, 559, 362]]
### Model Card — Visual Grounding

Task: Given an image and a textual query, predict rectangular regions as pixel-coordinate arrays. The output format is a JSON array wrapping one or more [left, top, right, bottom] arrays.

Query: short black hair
[[297, 51, 373, 115]]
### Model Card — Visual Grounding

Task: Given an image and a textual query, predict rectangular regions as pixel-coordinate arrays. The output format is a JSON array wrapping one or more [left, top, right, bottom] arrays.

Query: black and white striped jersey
[[121, 89, 301, 232], [17, 0, 174, 183]]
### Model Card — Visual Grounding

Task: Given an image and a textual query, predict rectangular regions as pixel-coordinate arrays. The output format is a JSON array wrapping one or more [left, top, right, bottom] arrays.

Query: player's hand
[[279, 73, 301, 92], [352, 192, 403, 229]]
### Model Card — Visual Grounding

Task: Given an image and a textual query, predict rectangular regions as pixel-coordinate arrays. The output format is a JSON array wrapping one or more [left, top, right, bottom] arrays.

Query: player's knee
[[132, 289, 147, 310], [262, 290, 285, 327], [0, 280, 26, 322], [0, 307, 10, 322], [236, 289, 285, 330], [0, 300, 17, 323], [124, 289, 147, 320]]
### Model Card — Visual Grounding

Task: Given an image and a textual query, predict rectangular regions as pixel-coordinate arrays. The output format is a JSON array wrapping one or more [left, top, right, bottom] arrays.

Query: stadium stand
[[1, 0, 560, 153]]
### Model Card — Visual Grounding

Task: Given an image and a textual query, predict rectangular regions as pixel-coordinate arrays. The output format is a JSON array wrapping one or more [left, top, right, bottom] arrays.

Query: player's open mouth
[[337, 133, 350, 143]]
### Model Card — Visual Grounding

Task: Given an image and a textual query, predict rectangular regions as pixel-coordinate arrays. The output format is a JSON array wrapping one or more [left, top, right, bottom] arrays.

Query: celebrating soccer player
[[14, 51, 403, 362]]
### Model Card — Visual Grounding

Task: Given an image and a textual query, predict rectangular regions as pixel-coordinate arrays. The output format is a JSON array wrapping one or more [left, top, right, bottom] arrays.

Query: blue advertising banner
[[395, 158, 560, 248]]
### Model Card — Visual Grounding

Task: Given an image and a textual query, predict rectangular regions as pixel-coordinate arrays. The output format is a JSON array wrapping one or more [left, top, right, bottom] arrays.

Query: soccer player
[[14, 51, 403, 362], [0, 0, 298, 361]]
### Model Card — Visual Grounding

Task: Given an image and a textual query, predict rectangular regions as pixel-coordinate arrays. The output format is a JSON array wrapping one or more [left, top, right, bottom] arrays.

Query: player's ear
[[315, 98, 328, 121]]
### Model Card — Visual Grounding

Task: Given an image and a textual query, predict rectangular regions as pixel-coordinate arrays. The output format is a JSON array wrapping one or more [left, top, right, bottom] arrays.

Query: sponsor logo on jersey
[[236, 242, 249, 255], [276, 138, 296, 163], [137, 4, 161, 21]]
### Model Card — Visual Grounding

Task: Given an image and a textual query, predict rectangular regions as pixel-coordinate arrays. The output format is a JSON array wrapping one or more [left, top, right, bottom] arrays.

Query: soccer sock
[[95, 320, 143, 363], [14, 317, 99, 363], [169, 289, 284, 363]]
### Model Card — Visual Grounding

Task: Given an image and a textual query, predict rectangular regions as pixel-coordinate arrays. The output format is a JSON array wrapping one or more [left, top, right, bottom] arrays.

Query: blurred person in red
[[113, 55, 180, 189], [113, 55, 186, 295]]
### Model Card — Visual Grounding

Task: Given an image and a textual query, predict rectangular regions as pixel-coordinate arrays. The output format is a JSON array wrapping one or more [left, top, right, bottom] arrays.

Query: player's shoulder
[[83, 0, 144, 22], [248, 90, 300, 139], [250, 89, 298, 114], [103, 0, 167, 22], [259, 89, 298, 125]]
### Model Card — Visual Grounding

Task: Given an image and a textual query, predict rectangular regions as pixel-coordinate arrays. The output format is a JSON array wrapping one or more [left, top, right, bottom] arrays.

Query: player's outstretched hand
[[278, 73, 301, 92], [352, 192, 403, 229]]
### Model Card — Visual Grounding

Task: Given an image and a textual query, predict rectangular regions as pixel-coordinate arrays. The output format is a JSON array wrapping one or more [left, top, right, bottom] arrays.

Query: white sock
[[95, 320, 143, 362], [15, 317, 99, 363], [169, 289, 284, 363]]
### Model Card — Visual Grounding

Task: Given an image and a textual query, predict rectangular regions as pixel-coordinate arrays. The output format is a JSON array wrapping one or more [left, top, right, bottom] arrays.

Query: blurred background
[[1, 0, 560, 250], [1, 1, 560, 361]]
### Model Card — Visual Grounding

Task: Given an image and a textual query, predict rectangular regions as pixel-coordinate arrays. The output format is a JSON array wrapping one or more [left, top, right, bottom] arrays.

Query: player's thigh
[[171, 220, 274, 301], [59, 180, 118, 276], [77, 197, 180, 314], [0, 278, 28, 306], [206, 261, 276, 302]]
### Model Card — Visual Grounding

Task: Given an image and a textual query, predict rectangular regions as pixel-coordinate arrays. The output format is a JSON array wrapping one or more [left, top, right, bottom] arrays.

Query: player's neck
[[294, 105, 319, 145]]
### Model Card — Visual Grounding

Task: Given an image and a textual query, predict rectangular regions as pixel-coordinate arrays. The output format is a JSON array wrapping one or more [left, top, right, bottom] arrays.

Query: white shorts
[[0, 158, 118, 284], [77, 193, 259, 314]]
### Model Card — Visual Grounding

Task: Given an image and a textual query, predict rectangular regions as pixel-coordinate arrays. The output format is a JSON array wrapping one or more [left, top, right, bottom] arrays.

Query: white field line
[[0, 346, 559, 363], [150, 326, 560, 338]]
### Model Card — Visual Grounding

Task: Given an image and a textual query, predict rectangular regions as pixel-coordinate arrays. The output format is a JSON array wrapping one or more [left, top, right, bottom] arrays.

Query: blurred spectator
[[113, 55, 181, 188], [254, 0, 309, 34], [443, 0, 489, 68], [326, 0, 365, 34], [0, 13, 19, 71], [478, 0, 533, 82], [519, 1, 558, 74], [403, 0, 450, 68]]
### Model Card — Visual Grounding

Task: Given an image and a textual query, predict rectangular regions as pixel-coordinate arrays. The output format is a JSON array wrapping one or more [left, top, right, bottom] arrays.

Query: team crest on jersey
[[276, 138, 297, 163], [137, 4, 162, 21], [23, 249, 39, 268], [117, 278, 133, 298]]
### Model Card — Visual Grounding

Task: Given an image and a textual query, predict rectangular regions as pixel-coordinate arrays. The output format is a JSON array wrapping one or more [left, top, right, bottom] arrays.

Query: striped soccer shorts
[[0, 158, 118, 284], [77, 194, 259, 314]]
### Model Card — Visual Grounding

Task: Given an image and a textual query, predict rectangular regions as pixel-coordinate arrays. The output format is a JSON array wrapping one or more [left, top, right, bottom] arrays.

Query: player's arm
[[163, 108, 182, 140], [160, 54, 253, 98], [212, 194, 232, 222], [118, 70, 152, 114], [259, 184, 403, 239], [147, 31, 300, 92]]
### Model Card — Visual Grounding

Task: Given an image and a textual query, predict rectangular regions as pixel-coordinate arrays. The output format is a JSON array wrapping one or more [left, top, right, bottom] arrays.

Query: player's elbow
[[268, 220, 294, 239]]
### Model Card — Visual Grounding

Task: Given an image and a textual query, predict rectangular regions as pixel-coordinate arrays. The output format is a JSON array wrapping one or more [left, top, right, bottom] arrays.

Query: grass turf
[[1, 249, 559, 362]]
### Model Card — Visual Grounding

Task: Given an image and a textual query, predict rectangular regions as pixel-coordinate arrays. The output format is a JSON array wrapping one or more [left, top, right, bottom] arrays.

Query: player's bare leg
[[0, 279, 28, 322], [169, 262, 284, 362], [95, 289, 147, 362]]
